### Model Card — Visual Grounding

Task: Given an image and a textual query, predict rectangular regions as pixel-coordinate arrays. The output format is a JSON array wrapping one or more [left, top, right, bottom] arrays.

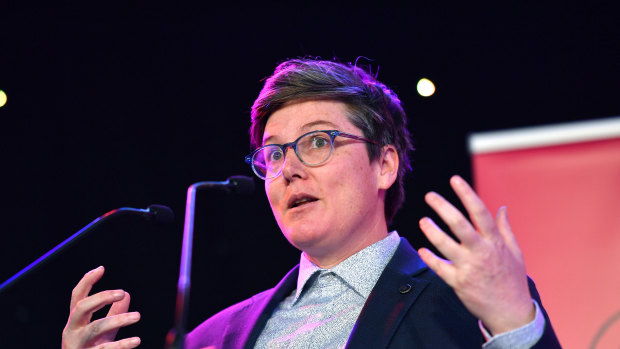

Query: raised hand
[[62, 266, 141, 349], [418, 175, 535, 335]]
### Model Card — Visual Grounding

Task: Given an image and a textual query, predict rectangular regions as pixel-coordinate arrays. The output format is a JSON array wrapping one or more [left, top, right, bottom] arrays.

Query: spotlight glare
[[0, 90, 6, 107], [417, 78, 435, 97]]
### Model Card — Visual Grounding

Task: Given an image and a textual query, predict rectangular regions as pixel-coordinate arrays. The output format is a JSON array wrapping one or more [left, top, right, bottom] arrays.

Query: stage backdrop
[[469, 116, 620, 349]]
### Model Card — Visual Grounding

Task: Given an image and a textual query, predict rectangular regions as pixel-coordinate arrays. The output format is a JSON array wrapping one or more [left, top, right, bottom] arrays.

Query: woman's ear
[[377, 145, 399, 190]]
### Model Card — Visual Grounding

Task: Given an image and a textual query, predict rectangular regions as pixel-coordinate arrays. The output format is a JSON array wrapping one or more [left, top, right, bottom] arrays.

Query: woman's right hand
[[61, 266, 141, 349]]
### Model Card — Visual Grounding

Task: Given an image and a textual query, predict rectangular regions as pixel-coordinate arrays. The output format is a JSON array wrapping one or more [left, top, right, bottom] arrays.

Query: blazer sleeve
[[528, 277, 562, 348]]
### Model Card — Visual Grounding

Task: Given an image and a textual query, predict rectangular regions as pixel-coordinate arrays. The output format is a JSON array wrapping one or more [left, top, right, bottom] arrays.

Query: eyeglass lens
[[253, 131, 334, 179]]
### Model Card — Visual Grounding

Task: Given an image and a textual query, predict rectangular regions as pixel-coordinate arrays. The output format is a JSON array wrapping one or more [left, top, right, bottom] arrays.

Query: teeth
[[292, 197, 316, 207]]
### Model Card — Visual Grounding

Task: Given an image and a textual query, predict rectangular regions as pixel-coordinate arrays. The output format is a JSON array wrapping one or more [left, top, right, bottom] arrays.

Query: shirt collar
[[293, 231, 401, 303]]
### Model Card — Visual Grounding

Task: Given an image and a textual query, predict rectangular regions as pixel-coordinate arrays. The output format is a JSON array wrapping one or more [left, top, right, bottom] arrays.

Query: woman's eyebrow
[[262, 120, 340, 145], [300, 120, 339, 131]]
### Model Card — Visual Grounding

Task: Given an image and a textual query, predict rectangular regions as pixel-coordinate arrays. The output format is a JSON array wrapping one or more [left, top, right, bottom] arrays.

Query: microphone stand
[[165, 177, 254, 349], [0, 206, 173, 296], [165, 180, 229, 349]]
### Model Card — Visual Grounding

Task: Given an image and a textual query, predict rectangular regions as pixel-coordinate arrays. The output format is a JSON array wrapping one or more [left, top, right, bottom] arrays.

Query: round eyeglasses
[[245, 130, 379, 180]]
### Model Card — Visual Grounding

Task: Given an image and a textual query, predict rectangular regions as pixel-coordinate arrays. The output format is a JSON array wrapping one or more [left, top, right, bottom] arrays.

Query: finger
[[68, 289, 127, 328], [93, 336, 141, 349], [417, 247, 457, 286], [419, 217, 463, 263], [449, 175, 497, 237], [70, 266, 105, 311], [424, 191, 480, 246], [99, 292, 132, 342], [496, 206, 524, 259], [108, 292, 131, 317], [87, 311, 141, 344]]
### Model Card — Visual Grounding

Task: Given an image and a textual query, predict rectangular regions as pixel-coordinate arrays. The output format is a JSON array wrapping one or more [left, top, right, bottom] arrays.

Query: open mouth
[[288, 195, 318, 209]]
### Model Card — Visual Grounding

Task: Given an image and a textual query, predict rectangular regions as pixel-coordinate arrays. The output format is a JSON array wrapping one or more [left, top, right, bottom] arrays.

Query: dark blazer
[[186, 238, 561, 348]]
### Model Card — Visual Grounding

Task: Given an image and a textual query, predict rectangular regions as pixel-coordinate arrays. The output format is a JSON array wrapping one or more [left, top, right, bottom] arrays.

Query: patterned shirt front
[[254, 231, 401, 348]]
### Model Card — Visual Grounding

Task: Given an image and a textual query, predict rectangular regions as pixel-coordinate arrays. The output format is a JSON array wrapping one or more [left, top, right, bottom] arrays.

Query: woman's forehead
[[262, 100, 356, 144]]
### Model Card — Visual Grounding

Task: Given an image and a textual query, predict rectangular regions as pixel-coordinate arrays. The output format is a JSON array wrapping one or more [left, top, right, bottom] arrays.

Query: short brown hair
[[250, 58, 413, 223]]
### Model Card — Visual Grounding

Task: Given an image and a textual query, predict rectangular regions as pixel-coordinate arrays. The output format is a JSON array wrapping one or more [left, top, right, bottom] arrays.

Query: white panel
[[468, 116, 620, 154]]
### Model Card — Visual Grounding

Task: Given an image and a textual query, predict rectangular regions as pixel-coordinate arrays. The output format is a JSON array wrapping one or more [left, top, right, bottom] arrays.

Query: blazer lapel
[[229, 265, 299, 349], [346, 238, 430, 348]]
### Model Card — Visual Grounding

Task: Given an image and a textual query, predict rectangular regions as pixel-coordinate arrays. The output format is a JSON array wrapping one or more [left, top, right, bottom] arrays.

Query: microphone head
[[227, 175, 255, 195], [146, 204, 175, 224]]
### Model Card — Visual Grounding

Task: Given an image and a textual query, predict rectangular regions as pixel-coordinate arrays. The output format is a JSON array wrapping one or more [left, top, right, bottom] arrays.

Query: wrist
[[483, 299, 536, 335]]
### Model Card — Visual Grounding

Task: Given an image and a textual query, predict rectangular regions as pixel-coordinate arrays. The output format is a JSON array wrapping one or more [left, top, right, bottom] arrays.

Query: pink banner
[[470, 118, 620, 349]]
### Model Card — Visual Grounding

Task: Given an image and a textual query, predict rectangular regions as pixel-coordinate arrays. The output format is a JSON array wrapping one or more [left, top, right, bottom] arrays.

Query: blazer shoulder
[[186, 288, 275, 346], [186, 264, 300, 349]]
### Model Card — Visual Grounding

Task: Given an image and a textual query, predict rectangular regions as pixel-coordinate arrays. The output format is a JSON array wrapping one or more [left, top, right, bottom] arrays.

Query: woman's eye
[[269, 150, 283, 161], [311, 136, 328, 148]]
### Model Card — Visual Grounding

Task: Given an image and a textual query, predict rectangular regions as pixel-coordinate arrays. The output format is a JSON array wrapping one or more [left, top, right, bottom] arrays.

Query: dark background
[[0, 2, 618, 347]]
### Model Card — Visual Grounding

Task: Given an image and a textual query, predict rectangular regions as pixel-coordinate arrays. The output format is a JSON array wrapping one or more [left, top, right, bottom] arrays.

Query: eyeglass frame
[[245, 129, 380, 180]]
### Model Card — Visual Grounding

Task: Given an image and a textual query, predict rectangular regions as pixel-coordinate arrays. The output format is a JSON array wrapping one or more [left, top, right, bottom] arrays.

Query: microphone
[[165, 175, 254, 349], [226, 175, 255, 195], [189, 175, 255, 194], [96, 204, 175, 223], [0, 204, 174, 295], [139, 204, 175, 224]]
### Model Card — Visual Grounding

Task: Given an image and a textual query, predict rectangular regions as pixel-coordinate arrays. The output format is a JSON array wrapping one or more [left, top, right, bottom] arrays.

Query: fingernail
[[451, 175, 462, 185], [86, 266, 103, 275], [112, 290, 125, 298], [129, 337, 141, 346], [128, 312, 140, 321]]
